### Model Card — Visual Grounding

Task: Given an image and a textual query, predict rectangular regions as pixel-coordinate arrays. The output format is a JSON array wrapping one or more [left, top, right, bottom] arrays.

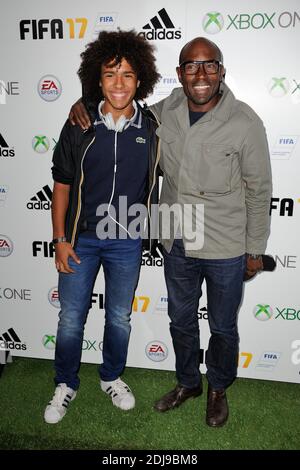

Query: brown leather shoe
[[154, 384, 202, 412], [206, 385, 229, 427]]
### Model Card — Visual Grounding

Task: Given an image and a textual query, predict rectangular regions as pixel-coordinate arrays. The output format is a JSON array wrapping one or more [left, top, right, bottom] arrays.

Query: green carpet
[[0, 357, 299, 450]]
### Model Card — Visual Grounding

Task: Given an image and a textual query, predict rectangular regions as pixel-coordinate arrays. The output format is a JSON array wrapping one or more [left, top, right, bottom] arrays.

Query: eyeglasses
[[179, 60, 221, 75]]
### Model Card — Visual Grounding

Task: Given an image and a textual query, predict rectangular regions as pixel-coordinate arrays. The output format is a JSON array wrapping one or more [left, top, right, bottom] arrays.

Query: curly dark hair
[[78, 30, 160, 104]]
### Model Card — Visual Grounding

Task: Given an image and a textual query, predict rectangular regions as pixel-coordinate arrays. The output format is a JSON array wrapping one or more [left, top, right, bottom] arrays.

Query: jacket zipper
[[146, 109, 161, 250], [71, 135, 96, 247]]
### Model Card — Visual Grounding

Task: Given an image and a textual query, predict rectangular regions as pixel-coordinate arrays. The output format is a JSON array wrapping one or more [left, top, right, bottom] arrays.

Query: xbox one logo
[[42, 334, 56, 350], [203, 12, 224, 34], [32, 135, 50, 153], [253, 304, 273, 321], [268, 77, 290, 98]]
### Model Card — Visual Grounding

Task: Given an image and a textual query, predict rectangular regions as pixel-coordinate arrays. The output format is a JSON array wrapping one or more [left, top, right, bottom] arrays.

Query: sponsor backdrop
[[1, 0, 300, 383]]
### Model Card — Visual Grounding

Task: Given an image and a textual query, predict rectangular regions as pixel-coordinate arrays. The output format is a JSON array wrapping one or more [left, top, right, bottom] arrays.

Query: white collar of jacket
[[94, 99, 142, 129]]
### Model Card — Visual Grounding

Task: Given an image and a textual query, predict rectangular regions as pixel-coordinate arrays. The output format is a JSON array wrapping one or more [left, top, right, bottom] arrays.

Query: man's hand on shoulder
[[69, 99, 91, 130]]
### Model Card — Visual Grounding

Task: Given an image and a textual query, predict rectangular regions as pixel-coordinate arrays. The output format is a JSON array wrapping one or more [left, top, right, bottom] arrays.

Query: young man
[[69, 37, 272, 427], [44, 30, 160, 424]]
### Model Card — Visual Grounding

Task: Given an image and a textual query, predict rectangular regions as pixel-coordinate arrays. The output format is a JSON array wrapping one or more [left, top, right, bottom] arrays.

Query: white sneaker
[[44, 383, 77, 424], [100, 377, 135, 410]]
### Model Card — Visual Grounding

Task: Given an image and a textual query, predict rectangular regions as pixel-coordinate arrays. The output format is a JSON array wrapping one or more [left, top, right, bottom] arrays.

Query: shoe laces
[[110, 378, 131, 396], [50, 384, 68, 406]]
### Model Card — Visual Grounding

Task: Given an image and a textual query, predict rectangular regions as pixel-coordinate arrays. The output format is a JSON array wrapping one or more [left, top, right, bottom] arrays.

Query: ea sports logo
[[253, 304, 273, 321], [32, 135, 50, 153], [48, 287, 60, 308], [145, 341, 168, 362], [268, 77, 290, 98], [42, 334, 56, 350], [0, 235, 13, 257], [202, 12, 224, 34], [38, 75, 62, 102]]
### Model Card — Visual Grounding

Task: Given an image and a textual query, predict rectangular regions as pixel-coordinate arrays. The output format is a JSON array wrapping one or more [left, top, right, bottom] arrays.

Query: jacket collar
[[167, 83, 236, 124]]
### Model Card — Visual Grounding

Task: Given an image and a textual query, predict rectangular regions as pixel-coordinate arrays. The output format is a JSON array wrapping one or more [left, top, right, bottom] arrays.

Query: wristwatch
[[52, 236, 67, 244], [247, 254, 261, 260]]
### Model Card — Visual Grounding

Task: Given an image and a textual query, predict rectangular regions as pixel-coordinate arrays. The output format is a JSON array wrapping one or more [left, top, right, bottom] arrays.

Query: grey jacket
[[151, 84, 272, 259]]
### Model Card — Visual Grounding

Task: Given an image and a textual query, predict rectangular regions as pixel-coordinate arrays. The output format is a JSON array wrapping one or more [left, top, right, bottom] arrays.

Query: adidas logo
[[0, 327, 27, 351], [27, 184, 52, 210], [139, 8, 181, 40], [0, 132, 15, 157], [142, 242, 164, 267]]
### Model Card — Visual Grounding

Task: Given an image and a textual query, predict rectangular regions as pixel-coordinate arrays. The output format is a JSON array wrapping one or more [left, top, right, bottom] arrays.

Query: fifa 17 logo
[[32, 241, 55, 257], [19, 18, 88, 40], [133, 296, 150, 313]]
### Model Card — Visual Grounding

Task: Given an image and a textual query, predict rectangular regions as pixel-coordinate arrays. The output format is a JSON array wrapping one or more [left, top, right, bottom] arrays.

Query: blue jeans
[[163, 239, 245, 390], [54, 236, 142, 390]]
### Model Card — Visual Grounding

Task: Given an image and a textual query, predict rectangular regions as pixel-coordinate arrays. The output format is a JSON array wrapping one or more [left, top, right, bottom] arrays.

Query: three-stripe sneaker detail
[[44, 383, 77, 424], [100, 378, 135, 410]]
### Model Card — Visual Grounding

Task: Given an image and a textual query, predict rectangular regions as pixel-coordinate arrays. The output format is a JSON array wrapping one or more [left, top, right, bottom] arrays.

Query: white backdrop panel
[[1, 0, 300, 383]]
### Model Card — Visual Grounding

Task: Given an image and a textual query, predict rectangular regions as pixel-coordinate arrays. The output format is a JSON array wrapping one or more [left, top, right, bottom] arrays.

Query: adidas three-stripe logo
[[0, 133, 9, 147], [47, 392, 73, 409], [140, 8, 181, 40], [0, 132, 15, 157], [0, 327, 26, 350], [62, 394, 72, 408], [27, 184, 52, 210], [0, 327, 21, 344], [106, 384, 131, 399], [143, 8, 175, 30]]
